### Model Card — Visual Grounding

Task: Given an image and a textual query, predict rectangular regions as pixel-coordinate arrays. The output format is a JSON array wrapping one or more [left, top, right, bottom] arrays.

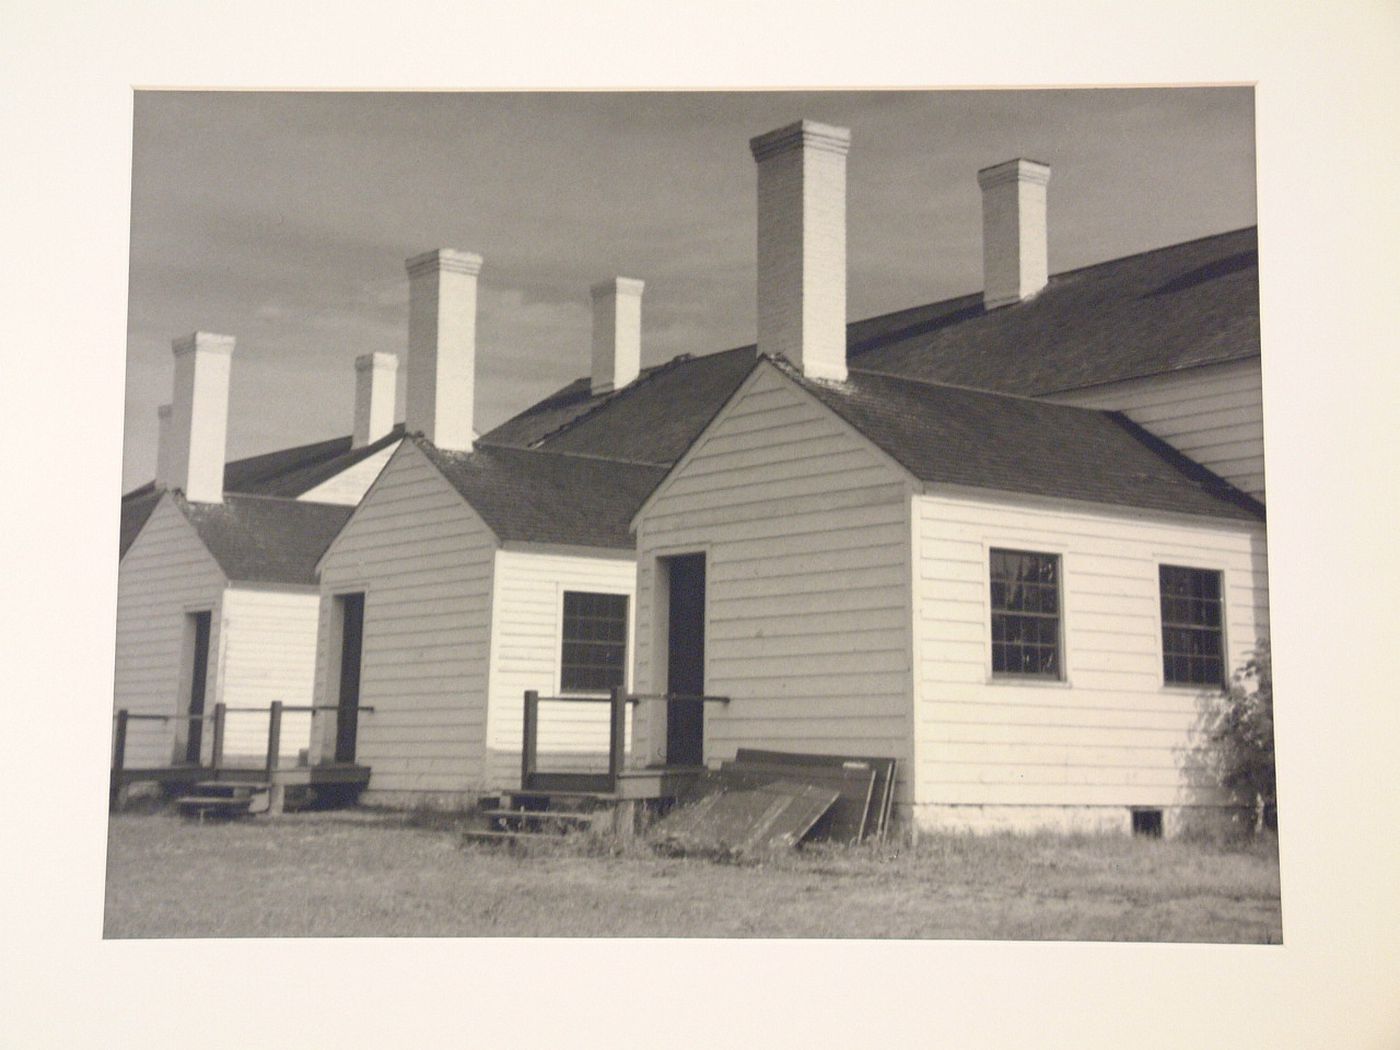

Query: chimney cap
[[976, 158, 1051, 189], [172, 332, 236, 358], [590, 276, 645, 299], [749, 120, 851, 162], [355, 351, 398, 372], [405, 248, 483, 278]]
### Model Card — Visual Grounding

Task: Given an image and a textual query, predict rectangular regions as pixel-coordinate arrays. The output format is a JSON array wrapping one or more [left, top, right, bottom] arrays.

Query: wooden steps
[[176, 781, 269, 820], [466, 789, 619, 845]]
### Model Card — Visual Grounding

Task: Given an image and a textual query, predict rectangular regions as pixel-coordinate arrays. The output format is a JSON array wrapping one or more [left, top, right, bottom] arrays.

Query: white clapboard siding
[[1048, 358, 1266, 500], [296, 440, 400, 506], [216, 586, 321, 762], [482, 548, 637, 788], [913, 490, 1270, 814], [313, 442, 497, 796], [634, 365, 915, 785], [112, 496, 227, 768]]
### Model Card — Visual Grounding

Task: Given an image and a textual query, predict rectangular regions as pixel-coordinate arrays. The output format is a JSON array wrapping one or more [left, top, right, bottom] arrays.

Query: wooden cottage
[[116, 117, 1270, 836], [113, 337, 402, 782]]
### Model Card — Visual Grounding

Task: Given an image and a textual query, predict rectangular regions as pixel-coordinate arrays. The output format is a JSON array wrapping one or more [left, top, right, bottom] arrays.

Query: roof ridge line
[[846, 364, 1111, 411], [522, 351, 700, 450], [468, 439, 670, 470], [844, 224, 1258, 333]]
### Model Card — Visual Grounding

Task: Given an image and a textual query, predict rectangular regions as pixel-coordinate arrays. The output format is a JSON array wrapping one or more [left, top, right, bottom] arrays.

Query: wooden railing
[[520, 688, 730, 791], [111, 701, 376, 779]]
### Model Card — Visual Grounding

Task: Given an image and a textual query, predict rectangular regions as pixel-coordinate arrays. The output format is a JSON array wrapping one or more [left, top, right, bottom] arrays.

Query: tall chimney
[[352, 352, 398, 447], [154, 403, 173, 488], [749, 119, 851, 383], [169, 332, 234, 504], [405, 248, 482, 453], [590, 278, 644, 395], [977, 158, 1051, 310]]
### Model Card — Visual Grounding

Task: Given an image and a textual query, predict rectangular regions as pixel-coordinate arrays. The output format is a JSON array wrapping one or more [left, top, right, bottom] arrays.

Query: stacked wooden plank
[[651, 750, 898, 855], [727, 750, 898, 845]]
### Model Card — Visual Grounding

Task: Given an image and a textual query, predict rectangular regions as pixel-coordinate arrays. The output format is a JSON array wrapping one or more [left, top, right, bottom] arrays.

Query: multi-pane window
[[1159, 565, 1225, 686], [989, 549, 1061, 678], [560, 591, 629, 692]]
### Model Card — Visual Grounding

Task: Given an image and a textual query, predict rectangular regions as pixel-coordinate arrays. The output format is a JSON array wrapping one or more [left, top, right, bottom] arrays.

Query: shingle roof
[[176, 494, 354, 585], [415, 439, 668, 550], [481, 228, 1260, 465], [119, 425, 404, 557], [775, 360, 1263, 522], [847, 227, 1259, 395], [480, 348, 757, 464]]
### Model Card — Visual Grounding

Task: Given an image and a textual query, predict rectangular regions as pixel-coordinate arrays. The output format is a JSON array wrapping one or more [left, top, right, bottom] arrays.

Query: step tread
[[177, 796, 255, 807], [481, 808, 596, 822]]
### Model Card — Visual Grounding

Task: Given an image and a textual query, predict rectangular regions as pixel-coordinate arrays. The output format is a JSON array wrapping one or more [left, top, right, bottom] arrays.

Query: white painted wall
[[111, 495, 227, 768], [912, 488, 1269, 834], [634, 366, 916, 790], [312, 442, 497, 800], [1048, 359, 1266, 502], [296, 440, 400, 506], [482, 547, 637, 788], [217, 585, 321, 763]]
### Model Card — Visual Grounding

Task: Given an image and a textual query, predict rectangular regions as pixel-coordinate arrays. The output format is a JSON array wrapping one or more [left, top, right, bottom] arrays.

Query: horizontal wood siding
[[296, 440, 400, 506], [1049, 359, 1266, 501], [313, 443, 496, 796], [111, 497, 227, 768], [913, 491, 1270, 814], [217, 586, 320, 761], [635, 366, 915, 783], [483, 549, 637, 789]]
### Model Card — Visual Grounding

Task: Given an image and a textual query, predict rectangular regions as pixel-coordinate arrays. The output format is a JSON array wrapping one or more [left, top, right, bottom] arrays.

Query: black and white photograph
[[4, 3, 1399, 1048], [106, 87, 1281, 942]]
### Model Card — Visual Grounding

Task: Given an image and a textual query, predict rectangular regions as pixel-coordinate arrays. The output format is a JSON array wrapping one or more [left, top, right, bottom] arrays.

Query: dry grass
[[104, 808, 1282, 942]]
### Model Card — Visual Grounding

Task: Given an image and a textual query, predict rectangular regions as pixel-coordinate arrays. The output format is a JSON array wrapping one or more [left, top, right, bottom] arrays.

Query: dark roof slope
[[118, 425, 404, 557], [480, 347, 756, 465], [176, 494, 354, 585], [481, 228, 1260, 465], [847, 227, 1259, 395], [415, 440, 667, 549], [776, 360, 1263, 522]]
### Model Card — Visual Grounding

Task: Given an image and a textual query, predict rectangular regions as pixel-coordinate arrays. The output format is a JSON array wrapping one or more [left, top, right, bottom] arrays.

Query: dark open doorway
[[664, 553, 706, 766], [335, 593, 366, 763], [183, 611, 211, 764]]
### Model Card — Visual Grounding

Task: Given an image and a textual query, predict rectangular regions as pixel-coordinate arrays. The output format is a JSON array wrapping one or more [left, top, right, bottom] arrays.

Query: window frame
[[987, 547, 1065, 682], [1157, 563, 1228, 689], [557, 589, 630, 695]]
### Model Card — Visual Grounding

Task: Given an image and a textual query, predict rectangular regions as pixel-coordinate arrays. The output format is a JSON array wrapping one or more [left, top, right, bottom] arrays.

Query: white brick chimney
[[352, 351, 398, 447], [169, 332, 234, 504], [977, 158, 1051, 310], [590, 277, 644, 395], [154, 403, 173, 488], [405, 248, 482, 453], [749, 119, 851, 383]]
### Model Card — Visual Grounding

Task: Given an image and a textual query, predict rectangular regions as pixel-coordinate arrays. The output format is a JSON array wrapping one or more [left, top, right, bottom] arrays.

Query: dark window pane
[[1159, 566, 1224, 686], [561, 591, 628, 691]]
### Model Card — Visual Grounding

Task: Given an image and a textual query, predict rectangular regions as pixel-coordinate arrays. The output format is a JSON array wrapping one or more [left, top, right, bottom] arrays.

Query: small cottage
[[113, 336, 402, 775]]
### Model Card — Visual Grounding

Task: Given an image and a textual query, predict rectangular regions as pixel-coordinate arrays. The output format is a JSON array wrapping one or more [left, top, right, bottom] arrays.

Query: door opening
[[183, 611, 212, 765], [664, 553, 706, 767], [335, 593, 366, 763]]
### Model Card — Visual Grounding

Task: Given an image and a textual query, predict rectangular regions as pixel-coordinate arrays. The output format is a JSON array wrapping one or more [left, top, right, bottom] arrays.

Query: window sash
[[561, 591, 628, 692], [990, 549, 1062, 678], [1159, 565, 1225, 686]]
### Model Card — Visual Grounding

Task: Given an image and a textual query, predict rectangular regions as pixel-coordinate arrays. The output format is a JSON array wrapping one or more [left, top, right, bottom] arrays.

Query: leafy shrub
[[1203, 643, 1276, 834]]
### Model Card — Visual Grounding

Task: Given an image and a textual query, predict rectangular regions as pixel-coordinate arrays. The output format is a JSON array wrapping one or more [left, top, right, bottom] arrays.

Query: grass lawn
[[103, 809, 1282, 941]]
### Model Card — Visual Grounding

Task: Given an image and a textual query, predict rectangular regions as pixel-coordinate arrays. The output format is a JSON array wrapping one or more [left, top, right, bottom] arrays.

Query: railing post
[[110, 709, 129, 811], [608, 686, 627, 787], [265, 701, 283, 774], [521, 690, 539, 790], [211, 703, 226, 772]]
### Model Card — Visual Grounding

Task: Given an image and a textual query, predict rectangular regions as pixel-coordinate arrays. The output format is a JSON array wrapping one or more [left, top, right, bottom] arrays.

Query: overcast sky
[[122, 88, 1256, 491]]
